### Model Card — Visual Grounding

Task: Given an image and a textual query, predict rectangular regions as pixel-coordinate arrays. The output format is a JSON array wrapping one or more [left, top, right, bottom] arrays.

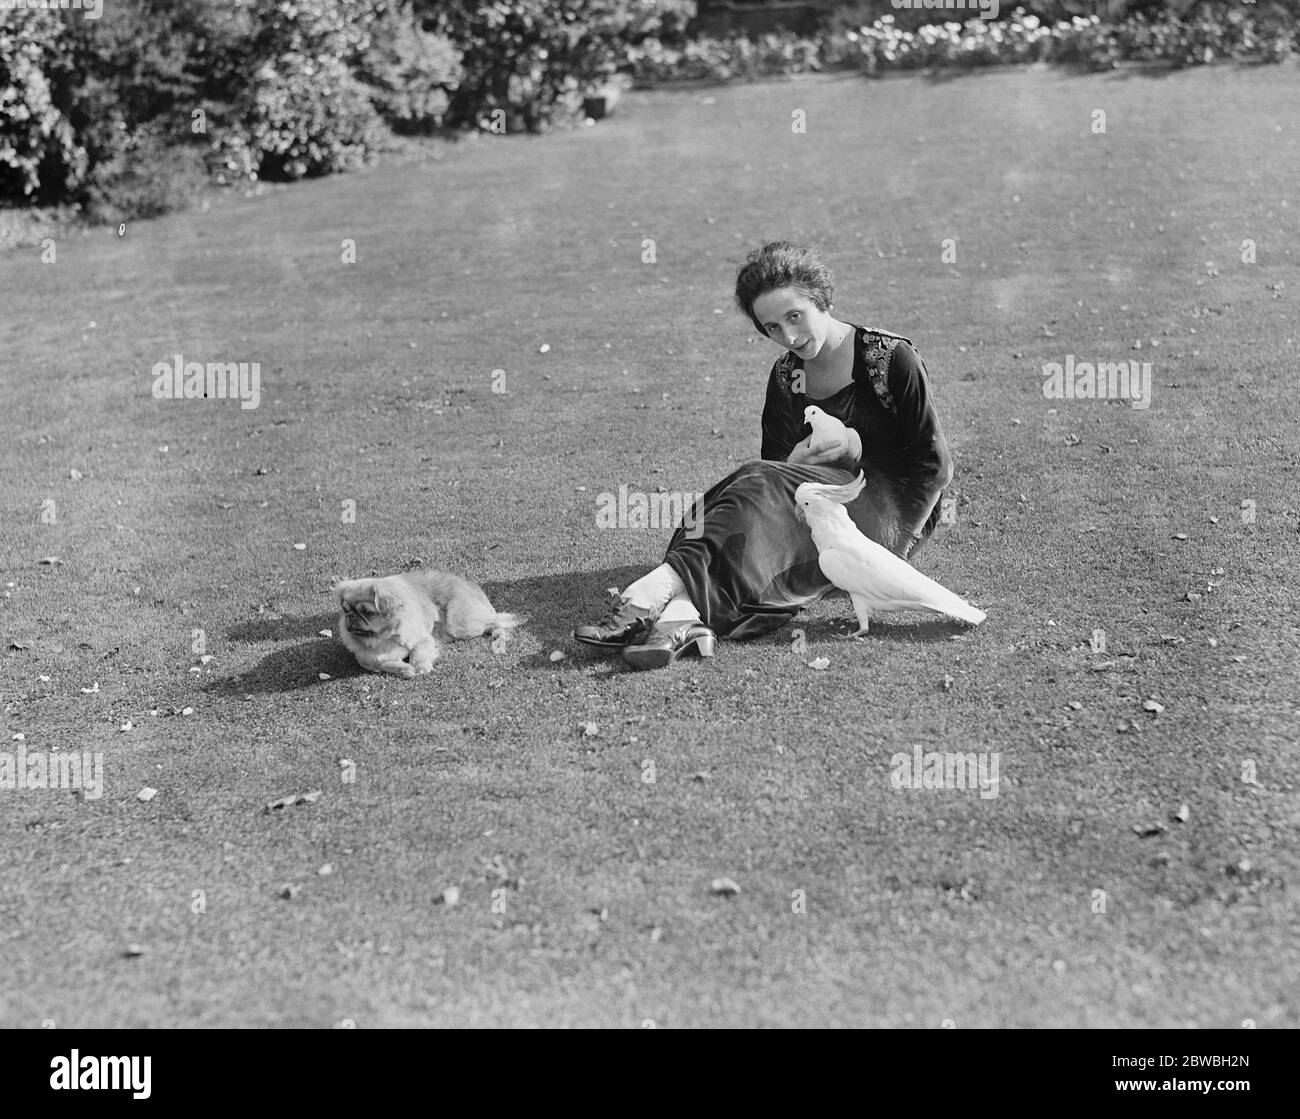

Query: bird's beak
[[794, 504, 806, 524]]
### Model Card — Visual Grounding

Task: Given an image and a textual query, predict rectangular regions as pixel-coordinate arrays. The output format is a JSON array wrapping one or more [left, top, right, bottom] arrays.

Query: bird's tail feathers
[[796, 471, 865, 506], [915, 586, 985, 626]]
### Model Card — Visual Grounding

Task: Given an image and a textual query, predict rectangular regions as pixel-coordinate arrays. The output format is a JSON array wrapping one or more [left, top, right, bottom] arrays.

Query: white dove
[[794, 471, 986, 636], [803, 405, 852, 457]]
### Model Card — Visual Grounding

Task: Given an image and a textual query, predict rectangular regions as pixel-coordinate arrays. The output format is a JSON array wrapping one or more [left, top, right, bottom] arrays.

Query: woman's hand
[[787, 426, 862, 468]]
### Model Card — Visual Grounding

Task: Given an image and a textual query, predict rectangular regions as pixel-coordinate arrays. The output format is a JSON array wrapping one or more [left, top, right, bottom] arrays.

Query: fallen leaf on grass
[[265, 790, 323, 812], [579, 721, 598, 737], [1174, 804, 1190, 823], [1132, 821, 1167, 838], [37, 556, 63, 566], [1143, 699, 1165, 715], [483, 855, 523, 890], [578, 907, 609, 934], [137, 787, 157, 802], [710, 877, 741, 897], [808, 657, 829, 671]]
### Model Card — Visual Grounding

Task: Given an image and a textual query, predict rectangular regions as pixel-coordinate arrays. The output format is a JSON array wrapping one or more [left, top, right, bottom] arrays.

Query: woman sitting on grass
[[575, 240, 954, 670]]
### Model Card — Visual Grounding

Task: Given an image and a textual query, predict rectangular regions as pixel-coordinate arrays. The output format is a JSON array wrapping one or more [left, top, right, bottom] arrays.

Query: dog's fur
[[334, 569, 519, 677]]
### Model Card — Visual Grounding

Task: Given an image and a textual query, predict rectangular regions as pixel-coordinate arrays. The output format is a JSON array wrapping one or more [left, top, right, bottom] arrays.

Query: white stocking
[[656, 591, 702, 626], [622, 563, 686, 614]]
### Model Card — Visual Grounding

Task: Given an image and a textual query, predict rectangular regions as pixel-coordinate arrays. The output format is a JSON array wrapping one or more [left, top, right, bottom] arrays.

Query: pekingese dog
[[334, 568, 519, 677]]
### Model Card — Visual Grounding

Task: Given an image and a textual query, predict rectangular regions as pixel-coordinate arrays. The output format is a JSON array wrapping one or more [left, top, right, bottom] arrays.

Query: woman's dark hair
[[734, 241, 834, 336]]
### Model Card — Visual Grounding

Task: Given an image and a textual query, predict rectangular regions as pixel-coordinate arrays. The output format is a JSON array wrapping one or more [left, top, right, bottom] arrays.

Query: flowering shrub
[[629, 3, 1296, 83], [1, 1, 243, 212], [0, 13, 85, 203], [358, 1, 463, 133], [215, 0, 390, 182], [433, 0, 693, 132], [626, 32, 822, 82]]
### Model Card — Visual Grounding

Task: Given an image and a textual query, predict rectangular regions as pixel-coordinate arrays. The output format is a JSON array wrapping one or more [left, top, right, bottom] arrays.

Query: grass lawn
[[1, 61, 1298, 1028]]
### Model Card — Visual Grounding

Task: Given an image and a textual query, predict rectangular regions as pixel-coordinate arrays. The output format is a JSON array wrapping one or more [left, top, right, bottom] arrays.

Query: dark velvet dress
[[662, 325, 953, 640]]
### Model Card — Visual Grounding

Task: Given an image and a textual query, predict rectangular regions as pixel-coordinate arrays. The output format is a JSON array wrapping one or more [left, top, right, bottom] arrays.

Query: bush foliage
[[0, 0, 1294, 220]]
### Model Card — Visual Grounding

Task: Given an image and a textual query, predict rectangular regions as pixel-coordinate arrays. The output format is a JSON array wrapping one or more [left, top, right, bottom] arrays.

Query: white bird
[[803, 405, 850, 457], [794, 471, 986, 636]]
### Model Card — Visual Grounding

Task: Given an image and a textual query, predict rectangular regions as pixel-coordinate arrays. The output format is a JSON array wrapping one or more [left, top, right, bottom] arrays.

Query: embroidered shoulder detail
[[771, 349, 801, 393], [857, 327, 911, 415], [860, 326, 913, 345]]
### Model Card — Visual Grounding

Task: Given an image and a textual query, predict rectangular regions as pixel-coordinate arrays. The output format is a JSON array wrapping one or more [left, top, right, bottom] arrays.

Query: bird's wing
[[818, 526, 983, 621], [819, 548, 876, 598], [817, 522, 931, 594]]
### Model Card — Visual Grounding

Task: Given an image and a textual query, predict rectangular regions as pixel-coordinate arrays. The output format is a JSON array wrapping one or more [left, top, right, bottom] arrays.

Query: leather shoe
[[574, 597, 656, 648], [622, 621, 716, 670]]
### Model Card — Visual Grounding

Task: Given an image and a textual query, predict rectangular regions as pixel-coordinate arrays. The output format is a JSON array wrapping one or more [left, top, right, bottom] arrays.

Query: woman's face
[[751, 287, 835, 361]]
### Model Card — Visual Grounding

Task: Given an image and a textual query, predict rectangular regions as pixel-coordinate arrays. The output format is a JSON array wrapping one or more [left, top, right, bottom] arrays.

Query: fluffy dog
[[334, 569, 519, 677]]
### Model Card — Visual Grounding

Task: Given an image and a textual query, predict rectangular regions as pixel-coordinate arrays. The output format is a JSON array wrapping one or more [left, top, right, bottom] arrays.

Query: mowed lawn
[[1, 62, 1298, 1028]]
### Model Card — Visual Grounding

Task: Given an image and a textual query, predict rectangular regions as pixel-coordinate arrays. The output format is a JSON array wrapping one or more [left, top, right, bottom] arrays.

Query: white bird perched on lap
[[794, 471, 986, 636]]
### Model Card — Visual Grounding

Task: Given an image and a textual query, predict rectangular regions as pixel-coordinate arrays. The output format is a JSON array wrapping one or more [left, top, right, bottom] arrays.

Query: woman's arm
[[760, 364, 802, 461], [888, 342, 954, 554]]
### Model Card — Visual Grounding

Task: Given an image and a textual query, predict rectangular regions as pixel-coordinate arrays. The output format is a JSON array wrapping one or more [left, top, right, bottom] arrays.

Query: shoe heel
[[695, 634, 716, 658]]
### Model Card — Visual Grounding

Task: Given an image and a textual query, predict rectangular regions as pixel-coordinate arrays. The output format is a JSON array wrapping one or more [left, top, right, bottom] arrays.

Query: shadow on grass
[[208, 567, 967, 692]]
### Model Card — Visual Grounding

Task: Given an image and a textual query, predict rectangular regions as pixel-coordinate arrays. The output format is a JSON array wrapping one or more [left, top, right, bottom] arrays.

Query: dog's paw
[[410, 657, 437, 675]]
